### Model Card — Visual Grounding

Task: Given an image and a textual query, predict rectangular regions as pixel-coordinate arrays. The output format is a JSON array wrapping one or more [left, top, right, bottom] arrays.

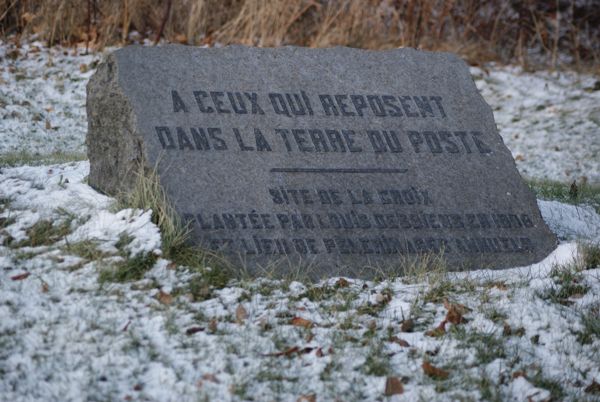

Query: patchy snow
[[472, 65, 600, 184], [1, 163, 599, 401], [508, 377, 551, 402], [67, 208, 162, 256], [1, 41, 599, 401], [0, 40, 103, 155], [539, 199, 600, 242]]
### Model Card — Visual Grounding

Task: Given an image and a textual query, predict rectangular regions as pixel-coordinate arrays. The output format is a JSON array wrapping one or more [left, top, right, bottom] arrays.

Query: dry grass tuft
[[117, 162, 187, 259], [2, 0, 598, 69]]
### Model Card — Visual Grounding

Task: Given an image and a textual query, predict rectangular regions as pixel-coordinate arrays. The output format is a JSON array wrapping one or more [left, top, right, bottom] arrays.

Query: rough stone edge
[[455, 53, 560, 259], [86, 52, 146, 196]]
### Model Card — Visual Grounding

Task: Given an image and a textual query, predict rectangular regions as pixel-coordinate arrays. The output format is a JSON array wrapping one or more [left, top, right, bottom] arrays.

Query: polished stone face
[[86, 45, 557, 278]]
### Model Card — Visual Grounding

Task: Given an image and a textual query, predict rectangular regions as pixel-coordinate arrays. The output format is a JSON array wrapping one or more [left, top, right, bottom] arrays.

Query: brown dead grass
[[1, 0, 598, 69]]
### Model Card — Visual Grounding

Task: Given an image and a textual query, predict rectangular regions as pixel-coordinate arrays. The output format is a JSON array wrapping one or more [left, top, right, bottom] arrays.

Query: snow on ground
[[0, 41, 99, 155], [1, 40, 600, 401], [471, 65, 600, 184], [0, 162, 599, 401]]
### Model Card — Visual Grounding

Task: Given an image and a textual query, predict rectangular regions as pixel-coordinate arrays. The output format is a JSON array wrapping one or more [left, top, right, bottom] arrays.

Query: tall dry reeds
[[1, 0, 598, 69]]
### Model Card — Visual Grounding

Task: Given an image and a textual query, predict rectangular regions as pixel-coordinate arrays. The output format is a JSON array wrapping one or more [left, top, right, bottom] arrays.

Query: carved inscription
[[151, 89, 537, 261]]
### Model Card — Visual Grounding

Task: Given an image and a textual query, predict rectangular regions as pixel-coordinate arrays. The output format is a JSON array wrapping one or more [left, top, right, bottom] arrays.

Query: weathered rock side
[[86, 53, 145, 195]]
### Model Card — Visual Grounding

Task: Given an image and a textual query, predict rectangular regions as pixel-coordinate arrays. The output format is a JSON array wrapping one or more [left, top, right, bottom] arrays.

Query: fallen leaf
[[291, 316, 313, 328], [236, 304, 248, 324], [45, 119, 51, 130], [335, 278, 350, 288], [512, 371, 527, 379], [585, 380, 600, 394], [201, 34, 214, 46], [389, 336, 410, 347], [7, 49, 20, 60], [296, 394, 316, 402], [40, 282, 49, 293], [264, 346, 316, 357], [133, 383, 143, 391], [445, 308, 465, 325], [400, 319, 414, 332], [166, 262, 177, 270], [445, 306, 466, 325], [384, 376, 404, 395], [157, 290, 172, 305], [208, 319, 218, 333], [425, 320, 446, 337], [11, 272, 30, 281], [21, 12, 34, 24], [122, 320, 131, 332], [175, 34, 188, 44], [443, 299, 470, 314], [443, 299, 470, 325], [315, 347, 324, 357], [515, 154, 525, 161], [79, 63, 88, 73], [514, 327, 526, 337], [264, 346, 299, 357], [186, 326, 205, 335], [503, 322, 512, 336], [422, 361, 449, 379], [201, 373, 219, 383]]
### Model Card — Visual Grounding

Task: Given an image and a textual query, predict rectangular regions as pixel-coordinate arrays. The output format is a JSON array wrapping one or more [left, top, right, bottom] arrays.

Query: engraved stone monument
[[86, 45, 557, 277]]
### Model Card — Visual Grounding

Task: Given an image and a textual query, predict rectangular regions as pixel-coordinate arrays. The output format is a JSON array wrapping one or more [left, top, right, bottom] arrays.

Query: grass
[[527, 178, 600, 213], [12, 218, 73, 247], [298, 284, 339, 302], [115, 163, 188, 260], [362, 343, 391, 377], [400, 252, 448, 285], [0, 151, 86, 167], [0, 216, 16, 229], [63, 239, 108, 261], [98, 253, 157, 283], [579, 242, 600, 270], [187, 268, 231, 301], [576, 305, 600, 345], [528, 372, 566, 401], [539, 261, 589, 304], [451, 326, 506, 364]]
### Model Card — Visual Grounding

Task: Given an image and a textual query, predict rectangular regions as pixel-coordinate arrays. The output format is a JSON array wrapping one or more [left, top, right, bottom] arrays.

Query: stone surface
[[86, 45, 557, 277]]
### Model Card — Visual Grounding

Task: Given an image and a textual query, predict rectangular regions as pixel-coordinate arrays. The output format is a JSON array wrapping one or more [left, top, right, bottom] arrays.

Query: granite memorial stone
[[86, 45, 557, 277]]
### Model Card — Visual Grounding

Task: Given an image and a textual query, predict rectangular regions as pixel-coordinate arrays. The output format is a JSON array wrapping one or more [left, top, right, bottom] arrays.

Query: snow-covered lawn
[[1, 40, 599, 401]]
